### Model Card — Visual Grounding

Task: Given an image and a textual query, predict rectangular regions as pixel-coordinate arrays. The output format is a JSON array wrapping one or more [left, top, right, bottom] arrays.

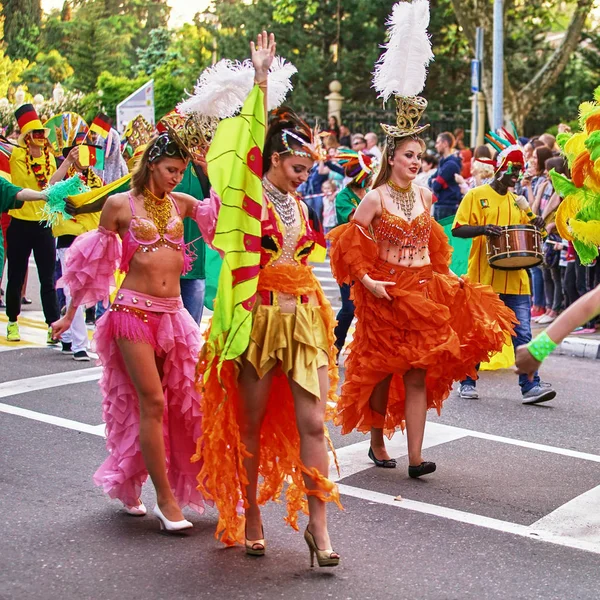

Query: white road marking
[[337, 484, 600, 555], [0, 402, 104, 437], [0, 368, 102, 398]]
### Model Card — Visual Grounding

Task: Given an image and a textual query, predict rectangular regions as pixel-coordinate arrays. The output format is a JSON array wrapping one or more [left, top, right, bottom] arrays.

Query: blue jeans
[[180, 278, 206, 324], [334, 283, 355, 350], [462, 293, 540, 394], [432, 204, 458, 222], [530, 266, 545, 308]]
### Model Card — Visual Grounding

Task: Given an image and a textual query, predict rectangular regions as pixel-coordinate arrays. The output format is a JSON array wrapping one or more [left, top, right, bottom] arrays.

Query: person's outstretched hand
[[250, 30, 276, 81]]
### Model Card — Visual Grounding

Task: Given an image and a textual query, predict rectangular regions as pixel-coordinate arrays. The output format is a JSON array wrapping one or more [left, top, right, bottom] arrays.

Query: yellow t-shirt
[[8, 147, 57, 221], [453, 184, 530, 295]]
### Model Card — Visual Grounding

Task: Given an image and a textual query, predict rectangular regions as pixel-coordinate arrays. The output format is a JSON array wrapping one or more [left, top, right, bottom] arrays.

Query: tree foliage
[[1, 0, 42, 61]]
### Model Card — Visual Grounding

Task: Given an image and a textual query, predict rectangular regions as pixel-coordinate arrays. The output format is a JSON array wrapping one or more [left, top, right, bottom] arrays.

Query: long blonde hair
[[373, 136, 426, 189]]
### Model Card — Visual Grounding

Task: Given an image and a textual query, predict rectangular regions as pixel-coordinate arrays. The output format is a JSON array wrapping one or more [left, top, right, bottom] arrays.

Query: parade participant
[[5, 104, 60, 343], [329, 0, 515, 476], [188, 32, 341, 566], [452, 129, 557, 404], [333, 149, 375, 358], [52, 129, 219, 531], [515, 283, 600, 378]]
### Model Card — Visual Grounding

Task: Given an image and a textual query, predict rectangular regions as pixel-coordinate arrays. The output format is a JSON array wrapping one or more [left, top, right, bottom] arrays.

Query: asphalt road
[[2, 260, 600, 600]]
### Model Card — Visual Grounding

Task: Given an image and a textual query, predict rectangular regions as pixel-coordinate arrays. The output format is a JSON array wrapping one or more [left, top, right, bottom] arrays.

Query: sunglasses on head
[[148, 133, 184, 164]]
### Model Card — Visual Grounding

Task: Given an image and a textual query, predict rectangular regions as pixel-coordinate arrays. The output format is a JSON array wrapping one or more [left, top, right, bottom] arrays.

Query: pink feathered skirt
[[92, 288, 209, 513]]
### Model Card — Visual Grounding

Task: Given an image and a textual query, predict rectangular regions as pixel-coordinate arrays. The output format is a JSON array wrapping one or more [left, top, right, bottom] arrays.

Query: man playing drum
[[451, 130, 557, 405]]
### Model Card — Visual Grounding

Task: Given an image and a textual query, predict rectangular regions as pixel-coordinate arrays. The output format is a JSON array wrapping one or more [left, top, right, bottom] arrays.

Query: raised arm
[[250, 30, 276, 118]]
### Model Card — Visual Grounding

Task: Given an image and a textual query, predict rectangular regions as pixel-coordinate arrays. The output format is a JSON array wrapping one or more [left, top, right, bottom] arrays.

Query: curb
[[557, 337, 600, 360]]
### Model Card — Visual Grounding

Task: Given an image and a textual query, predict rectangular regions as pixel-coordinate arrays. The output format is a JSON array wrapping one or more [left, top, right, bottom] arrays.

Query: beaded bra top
[[373, 187, 431, 260], [127, 192, 184, 251], [260, 196, 316, 268]]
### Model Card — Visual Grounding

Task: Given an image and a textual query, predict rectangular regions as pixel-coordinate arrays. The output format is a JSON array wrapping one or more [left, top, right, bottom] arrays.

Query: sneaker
[[73, 350, 91, 361], [61, 341, 73, 354], [21, 297, 32, 305], [459, 384, 479, 399], [6, 321, 20, 342], [572, 327, 596, 335], [531, 307, 545, 318], [536, 314, 556, 325], [47, 327, 59, 345], [522, 384, 557, 405]]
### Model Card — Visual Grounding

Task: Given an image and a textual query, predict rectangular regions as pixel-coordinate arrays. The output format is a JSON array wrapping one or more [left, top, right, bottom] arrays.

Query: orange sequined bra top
[[372, 188, 432, 260]]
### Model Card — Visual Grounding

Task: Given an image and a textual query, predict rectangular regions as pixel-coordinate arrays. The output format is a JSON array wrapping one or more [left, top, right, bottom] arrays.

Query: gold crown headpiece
[[381, 96, 429, 154], [158, 111, 218, 162]]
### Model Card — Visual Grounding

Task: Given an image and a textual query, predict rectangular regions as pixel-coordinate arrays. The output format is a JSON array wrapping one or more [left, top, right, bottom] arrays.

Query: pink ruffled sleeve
[[57, 226, 122, 308], [192, 189, 221, 249]]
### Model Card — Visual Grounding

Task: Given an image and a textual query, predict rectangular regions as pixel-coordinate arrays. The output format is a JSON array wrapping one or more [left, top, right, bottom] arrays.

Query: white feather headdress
[[178, 57, 298, 120], [372, 0, 434, 102]]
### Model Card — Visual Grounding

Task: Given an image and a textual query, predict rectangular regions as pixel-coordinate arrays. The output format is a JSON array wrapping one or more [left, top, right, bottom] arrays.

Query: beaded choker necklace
[[262, 176, 297, 227], [143, 187, 171, 236], [387, 179, 416, 218]]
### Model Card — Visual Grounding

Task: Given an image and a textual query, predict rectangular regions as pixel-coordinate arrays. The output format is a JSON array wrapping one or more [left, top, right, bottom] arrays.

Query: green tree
[[449, 0, 594, 130], [21, 50, 74, 96], [1, 0, 42, 61], [0, 2, 28, 99], [136, 27, 177, 75]]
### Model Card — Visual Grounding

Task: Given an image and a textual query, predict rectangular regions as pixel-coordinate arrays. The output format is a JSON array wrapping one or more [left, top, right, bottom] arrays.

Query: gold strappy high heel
[[304, 527, 340, 568], [245, 525, 266, 556]]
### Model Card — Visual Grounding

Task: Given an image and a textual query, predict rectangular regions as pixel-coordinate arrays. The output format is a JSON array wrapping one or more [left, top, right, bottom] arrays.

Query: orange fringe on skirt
[[192, 264, 341, 546], [328, 220, 517, 438]]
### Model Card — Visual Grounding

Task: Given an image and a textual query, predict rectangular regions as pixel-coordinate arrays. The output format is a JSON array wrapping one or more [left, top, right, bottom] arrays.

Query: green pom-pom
[[41, 176, 90, 227]]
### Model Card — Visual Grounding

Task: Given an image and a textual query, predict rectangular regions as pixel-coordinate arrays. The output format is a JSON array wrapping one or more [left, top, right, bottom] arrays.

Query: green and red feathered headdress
[[483, 125, 524, 172], [336, 149, 375, 187]]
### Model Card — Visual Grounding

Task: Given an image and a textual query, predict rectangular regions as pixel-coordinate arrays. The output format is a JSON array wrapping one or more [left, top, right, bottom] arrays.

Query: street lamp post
[[492, 0, 504, 130]]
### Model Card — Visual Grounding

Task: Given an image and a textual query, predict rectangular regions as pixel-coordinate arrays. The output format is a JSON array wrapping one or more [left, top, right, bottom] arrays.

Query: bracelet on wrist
[[526, 331, 558, 362]]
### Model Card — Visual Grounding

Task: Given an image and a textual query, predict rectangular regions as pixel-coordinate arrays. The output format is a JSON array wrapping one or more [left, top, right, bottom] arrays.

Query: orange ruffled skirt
[[329, 221, 517, 438], [193, 264, 341, 546]]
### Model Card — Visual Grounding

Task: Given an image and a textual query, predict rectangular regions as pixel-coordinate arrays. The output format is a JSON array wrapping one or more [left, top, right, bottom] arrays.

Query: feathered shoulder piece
[[178, 57, 297, 120]]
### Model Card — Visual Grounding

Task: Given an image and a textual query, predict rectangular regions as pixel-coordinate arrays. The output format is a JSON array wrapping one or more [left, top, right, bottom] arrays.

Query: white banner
[[116, 80, 155, 135]]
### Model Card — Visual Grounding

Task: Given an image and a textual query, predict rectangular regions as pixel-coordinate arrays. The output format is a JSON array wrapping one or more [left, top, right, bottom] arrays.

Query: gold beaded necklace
[[387, 179, 416, 218], [143, 187, 172, 236]]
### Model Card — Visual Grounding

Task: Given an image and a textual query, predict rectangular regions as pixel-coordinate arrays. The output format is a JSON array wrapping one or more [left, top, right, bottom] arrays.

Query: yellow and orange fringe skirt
[[192, 263, 342, 546]]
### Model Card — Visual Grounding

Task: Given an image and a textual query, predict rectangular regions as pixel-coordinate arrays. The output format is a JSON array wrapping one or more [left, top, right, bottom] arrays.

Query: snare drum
[[486, 224, 543, 270]]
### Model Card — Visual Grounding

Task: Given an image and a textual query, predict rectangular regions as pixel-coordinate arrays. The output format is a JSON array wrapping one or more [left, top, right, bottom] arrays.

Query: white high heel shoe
[[123, 500, 147, 516], [153, 505, 193, 532]]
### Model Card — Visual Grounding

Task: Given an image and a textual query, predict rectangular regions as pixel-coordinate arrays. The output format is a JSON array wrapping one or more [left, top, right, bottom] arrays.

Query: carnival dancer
[[328, 0, 516, 476], [452, 129, 557, 404], [51, 129, 218, 531], [5, 104, 60, 343], [186, 32, 341, 566], [333, 149, 375, 359]]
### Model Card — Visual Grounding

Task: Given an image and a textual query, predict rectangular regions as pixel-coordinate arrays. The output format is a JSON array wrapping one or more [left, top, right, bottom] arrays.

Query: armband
[[526, 331, 558, 362]]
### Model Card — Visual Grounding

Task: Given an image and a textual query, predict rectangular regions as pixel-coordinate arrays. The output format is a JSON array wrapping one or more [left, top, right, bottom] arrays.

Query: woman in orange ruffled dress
[[329, 99, 516, 478]]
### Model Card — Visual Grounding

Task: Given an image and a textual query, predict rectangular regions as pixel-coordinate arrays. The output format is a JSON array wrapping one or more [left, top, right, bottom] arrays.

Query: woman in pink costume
[[52, 132, 218, 532]]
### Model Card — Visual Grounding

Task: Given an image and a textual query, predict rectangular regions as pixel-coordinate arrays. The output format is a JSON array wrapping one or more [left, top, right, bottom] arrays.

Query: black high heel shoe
[[408, 461, 436, 478], [368, 447, 397, 469]]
